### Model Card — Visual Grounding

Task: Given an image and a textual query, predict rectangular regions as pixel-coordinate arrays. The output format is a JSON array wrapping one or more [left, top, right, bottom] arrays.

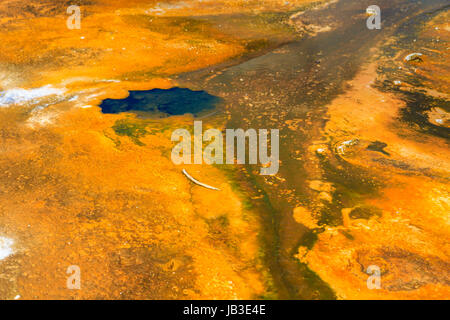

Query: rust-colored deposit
[[295, 12, 450, 299], [0, 0, 322, 299]]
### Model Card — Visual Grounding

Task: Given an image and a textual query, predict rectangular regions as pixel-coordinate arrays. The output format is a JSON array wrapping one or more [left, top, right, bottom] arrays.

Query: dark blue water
[[100, 87, 222, 116]]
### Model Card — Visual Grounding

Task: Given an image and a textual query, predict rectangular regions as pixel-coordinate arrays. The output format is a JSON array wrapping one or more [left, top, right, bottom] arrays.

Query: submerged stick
[[182, 169, 220, 191]]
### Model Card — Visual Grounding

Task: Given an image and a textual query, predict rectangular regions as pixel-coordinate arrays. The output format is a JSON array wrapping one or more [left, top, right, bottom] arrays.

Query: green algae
[[112, 118, 149, 146]]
